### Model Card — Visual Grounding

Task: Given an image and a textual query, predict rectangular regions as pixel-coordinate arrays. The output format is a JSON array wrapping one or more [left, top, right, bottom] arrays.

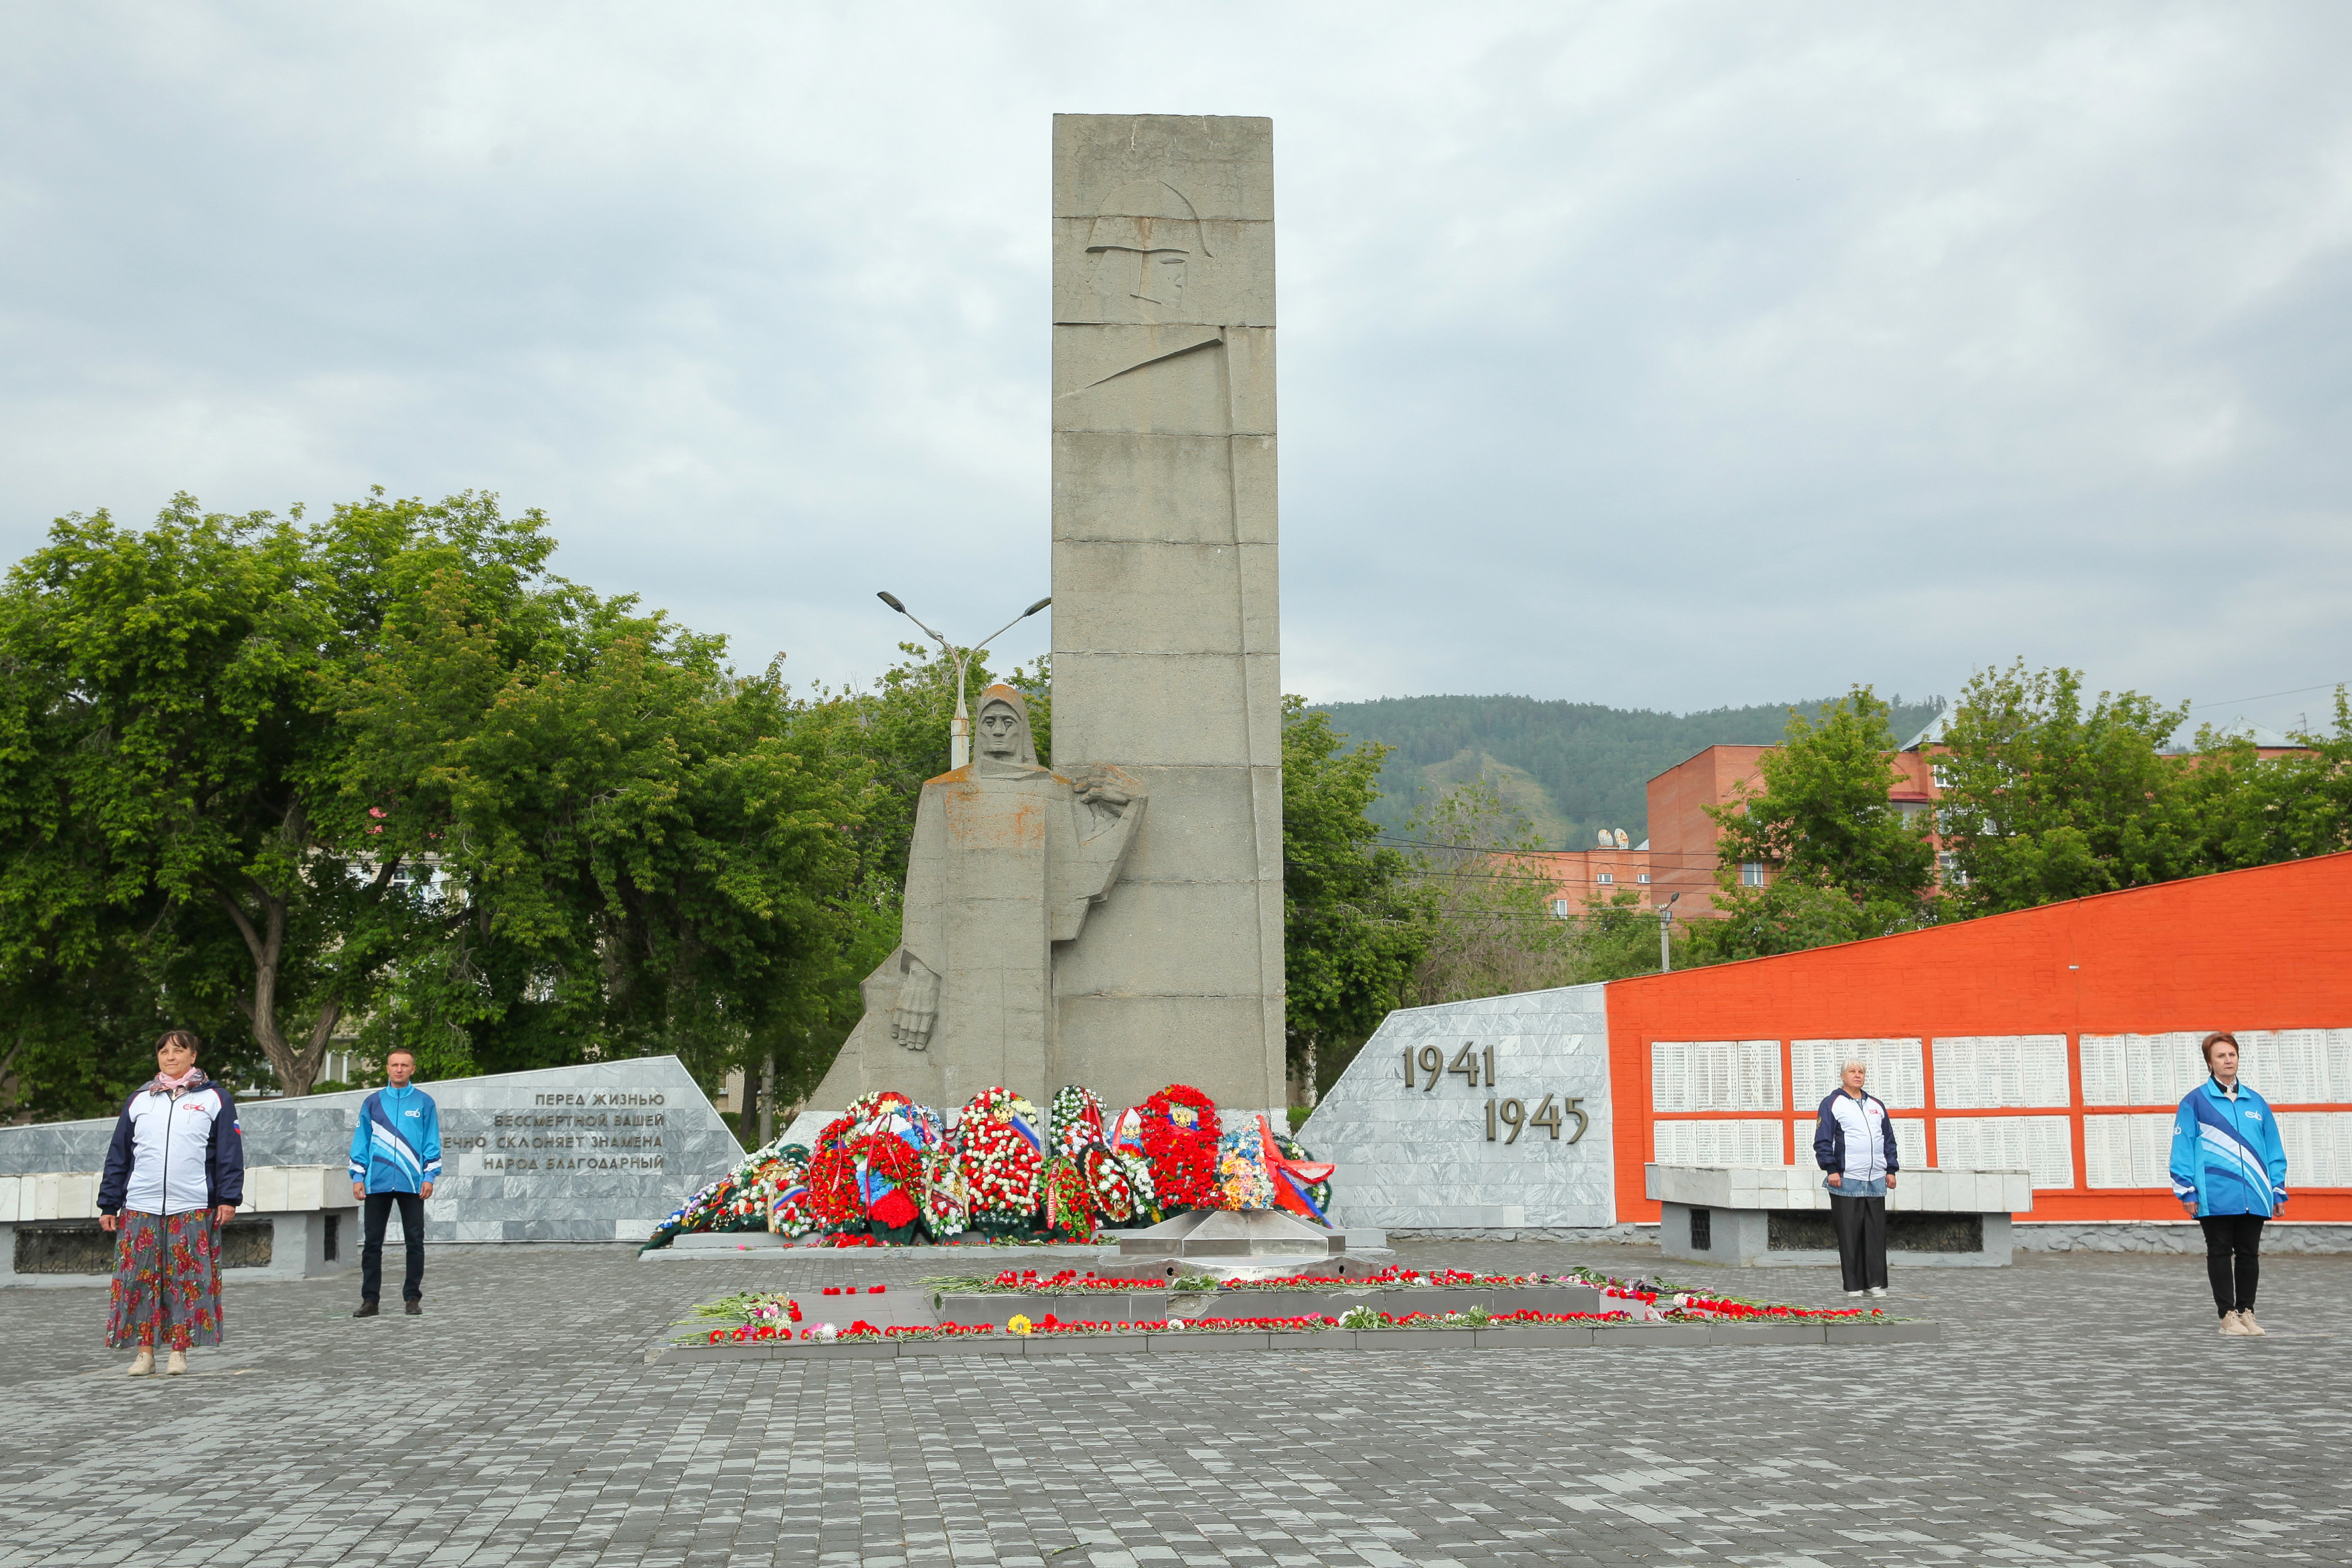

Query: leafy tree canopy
[[1280, 697, 1429, 1093], [1686, 686, 1936, 964], [0, 491, 871, 1115]]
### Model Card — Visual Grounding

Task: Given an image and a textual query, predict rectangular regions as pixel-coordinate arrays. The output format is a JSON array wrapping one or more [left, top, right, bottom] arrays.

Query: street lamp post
[[1658, 892, 1684, 974], [876, 591, 1052, 769]]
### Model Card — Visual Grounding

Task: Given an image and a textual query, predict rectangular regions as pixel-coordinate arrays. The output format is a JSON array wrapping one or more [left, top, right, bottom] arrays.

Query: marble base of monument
[[1083, 1209, 1385, 1281]]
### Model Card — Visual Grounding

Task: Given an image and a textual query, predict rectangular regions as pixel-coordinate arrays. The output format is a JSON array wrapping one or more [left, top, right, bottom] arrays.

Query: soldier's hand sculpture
[[890, 961, 941, 1051]]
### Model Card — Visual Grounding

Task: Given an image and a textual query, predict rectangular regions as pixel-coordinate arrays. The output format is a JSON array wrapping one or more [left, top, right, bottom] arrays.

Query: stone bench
[[1646, 1163, 2033, 1268], [0, 1166, 359, 1287]]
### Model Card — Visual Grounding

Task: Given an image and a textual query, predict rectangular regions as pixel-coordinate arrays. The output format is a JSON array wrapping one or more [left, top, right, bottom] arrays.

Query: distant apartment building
[[1549, 711, 2313, 919]]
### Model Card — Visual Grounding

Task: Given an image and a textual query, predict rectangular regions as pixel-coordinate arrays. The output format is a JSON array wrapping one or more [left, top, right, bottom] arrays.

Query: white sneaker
[[127, 1350, 155, 1377], [1845, 1289, 1865, 1298], [1866, 1287, 1889, 1298], [2236, 1309, 2267, 1337], [165, 1349, 188, 1375], [2218, 1311, 2249, 1336]]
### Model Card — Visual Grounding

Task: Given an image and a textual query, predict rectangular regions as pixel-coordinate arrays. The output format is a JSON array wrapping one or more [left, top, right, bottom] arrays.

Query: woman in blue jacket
[[96, 1030, 246, 1375], [2169, 1032, 2287, 1337]]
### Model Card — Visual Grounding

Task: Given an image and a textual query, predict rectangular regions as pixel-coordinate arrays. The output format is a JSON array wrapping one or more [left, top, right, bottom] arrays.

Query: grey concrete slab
[[5, 1237, 2347, 1567]]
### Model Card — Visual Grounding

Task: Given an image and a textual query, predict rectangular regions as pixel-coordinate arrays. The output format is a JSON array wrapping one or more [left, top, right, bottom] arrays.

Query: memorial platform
[[1648, 1163, 2033, 1267], [0, 1164, 357, 1287]]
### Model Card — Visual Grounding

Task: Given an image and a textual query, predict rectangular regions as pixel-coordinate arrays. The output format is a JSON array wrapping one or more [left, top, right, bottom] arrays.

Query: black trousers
[[1830, 1193, 1888, 1291], [2199, 1214, 2264, 1316], [361, 1191, 426, 1303]]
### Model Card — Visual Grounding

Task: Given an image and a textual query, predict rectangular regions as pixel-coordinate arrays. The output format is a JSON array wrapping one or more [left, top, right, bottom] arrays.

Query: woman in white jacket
[[96, 1031, 246, 1376]]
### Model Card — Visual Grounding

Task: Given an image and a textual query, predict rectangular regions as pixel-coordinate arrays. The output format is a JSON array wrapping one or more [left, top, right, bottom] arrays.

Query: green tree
[[2178, 688, 2352, 871], [0, 495, 430, 1098], [1934, 663, 2197, 915], [1399, 776, 1572, 1006], [326, 509, 870, 1095], [1560, 889, 1685, 983], [1687, 686, 1935, 963], [1280, 698, 1429, 1099], [0, 490, 873, 1107]]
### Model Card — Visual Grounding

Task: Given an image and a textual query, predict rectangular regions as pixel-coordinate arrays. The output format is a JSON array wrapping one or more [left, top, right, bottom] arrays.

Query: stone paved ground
[[3, 1239, 2348, 1567]]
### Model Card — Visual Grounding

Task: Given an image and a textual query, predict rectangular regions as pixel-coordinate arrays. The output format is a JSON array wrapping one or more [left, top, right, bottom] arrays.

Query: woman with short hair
[[2169, 1032, 2287, 1337], [96, 1030, 246, 1375]]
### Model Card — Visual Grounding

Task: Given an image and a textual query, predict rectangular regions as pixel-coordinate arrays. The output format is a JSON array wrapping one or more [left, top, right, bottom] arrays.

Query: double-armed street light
[[876, 591, 1053, 769]]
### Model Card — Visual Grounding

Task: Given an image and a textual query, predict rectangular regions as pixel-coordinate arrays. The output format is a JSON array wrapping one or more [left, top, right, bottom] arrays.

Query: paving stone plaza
[[4, 1241, 2348, 1567]]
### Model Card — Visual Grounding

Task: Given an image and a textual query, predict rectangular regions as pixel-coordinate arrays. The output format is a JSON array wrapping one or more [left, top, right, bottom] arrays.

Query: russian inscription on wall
[[0, 1057, 742, 1245]]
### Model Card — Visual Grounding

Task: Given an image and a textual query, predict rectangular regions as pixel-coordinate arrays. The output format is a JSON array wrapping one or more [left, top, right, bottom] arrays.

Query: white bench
[[0, 1166, 359, 1287], [1646, 1164, 2034, 1267]]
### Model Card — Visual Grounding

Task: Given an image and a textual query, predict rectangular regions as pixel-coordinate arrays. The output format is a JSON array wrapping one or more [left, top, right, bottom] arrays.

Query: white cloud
[[2, 2, 2347, 732]]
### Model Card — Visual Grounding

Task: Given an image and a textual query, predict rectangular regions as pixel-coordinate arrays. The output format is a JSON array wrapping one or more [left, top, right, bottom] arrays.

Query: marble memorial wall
[[1300, 984, 1617, 1232], [0, 1056, 743, 1243]]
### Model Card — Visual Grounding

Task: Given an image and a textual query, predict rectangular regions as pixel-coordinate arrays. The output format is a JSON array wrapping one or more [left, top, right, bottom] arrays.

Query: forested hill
[[1313, 692, 1945, 851]]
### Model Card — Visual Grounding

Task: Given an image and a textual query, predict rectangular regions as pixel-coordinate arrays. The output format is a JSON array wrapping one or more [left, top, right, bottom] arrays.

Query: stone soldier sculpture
[[811, 685, 1144, 1110]]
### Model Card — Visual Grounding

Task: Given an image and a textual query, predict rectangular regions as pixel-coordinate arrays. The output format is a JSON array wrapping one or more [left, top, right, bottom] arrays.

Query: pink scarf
[[147, 1066, 208, 1097]]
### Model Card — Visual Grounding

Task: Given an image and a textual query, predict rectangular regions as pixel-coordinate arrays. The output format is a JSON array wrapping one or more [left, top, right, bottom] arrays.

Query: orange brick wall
[[1645, 745, 1768, 915], [1605, 851, 2352, 1223]]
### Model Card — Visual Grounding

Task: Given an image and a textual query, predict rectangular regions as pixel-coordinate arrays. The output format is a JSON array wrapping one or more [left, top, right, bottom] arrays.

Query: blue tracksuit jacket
[[350, 1083, 443, 1194], [2169, 1078, 2287, 1217]]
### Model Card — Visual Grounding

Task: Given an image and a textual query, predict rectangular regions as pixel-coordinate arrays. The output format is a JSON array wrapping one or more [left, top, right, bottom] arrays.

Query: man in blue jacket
[[1813, 1059, 1901, 1298], [2170, 1032, 2287, 1337], [350, 1046, 442, 1318]]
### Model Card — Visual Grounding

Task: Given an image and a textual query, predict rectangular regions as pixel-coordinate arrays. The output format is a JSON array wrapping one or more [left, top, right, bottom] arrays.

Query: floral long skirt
[[106, 1212, 224, 1350]]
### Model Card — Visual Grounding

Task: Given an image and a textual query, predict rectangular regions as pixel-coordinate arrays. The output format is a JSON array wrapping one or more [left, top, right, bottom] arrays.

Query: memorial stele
[[813, 114, 1285, 1117]]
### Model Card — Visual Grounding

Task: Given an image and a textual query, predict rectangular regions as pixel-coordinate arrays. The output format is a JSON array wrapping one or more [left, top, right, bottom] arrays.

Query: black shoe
[[404, 1299, 422, 1316], [353, 1300, 380, 1318]]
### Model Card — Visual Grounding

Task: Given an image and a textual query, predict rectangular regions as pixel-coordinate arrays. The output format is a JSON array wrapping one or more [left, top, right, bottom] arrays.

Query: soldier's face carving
[[978, 703, 1022, 758], [1138, 248, 1188, 309]]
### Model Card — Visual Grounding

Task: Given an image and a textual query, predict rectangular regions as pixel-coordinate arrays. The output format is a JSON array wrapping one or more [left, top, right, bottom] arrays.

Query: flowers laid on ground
[[676, 1296, 1891, 1346], [914, 1264, 1881, 1323], [645, 1079, 1335, 1250]]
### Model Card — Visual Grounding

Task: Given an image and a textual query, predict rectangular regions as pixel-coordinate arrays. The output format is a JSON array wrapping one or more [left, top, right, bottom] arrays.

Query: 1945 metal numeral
[[1484, 1093, 1587, 1146]]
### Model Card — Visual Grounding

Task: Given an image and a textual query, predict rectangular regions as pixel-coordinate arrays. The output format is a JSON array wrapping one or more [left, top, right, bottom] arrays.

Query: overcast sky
[[4, 4, 2348, 736]]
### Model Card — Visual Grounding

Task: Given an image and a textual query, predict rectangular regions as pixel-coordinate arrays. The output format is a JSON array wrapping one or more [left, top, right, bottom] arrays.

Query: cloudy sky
[[4, 4, 2348, 735]]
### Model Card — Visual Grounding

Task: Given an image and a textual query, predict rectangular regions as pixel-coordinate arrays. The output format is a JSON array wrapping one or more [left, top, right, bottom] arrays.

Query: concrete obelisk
[[1047, 114, 1285, 1114]]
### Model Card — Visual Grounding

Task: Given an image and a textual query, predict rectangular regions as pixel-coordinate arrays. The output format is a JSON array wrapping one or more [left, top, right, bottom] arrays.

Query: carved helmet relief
[[1085, 178, 1212, 321]]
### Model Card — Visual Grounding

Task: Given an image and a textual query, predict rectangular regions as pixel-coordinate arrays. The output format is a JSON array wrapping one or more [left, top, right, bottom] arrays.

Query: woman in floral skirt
[[96, 1030, 246, 1375]]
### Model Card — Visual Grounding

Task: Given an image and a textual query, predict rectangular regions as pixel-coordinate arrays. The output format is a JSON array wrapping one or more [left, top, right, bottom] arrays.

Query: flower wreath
[[1271, 1132, 1335, 1219], [1050, 1085, 1107, 1156], [1215, 1123, 1276, 1211], [843, 1089, 912, 1127], [1038, 1152, 1096, 1241], [805, 1143, 864, 1225], [959, 1085, 1046, 1224], [1081, 1144, 1136, 1223], [757, 1144, 817, 1237], [917, 1146, 971, 1237], [1140, 1084, 1221, 1211]]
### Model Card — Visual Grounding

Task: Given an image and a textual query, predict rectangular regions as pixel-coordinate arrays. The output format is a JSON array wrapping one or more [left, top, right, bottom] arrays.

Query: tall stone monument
[[1047, 114, 1285, 1115], [813, 114, 1284, 1117]]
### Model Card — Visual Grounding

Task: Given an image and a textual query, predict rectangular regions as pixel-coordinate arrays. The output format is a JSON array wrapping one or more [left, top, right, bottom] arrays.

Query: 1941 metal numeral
[[1403, 1042, 1495, 1090]]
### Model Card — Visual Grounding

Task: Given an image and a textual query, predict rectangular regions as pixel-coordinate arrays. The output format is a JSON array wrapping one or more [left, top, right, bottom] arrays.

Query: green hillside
[[1314, 693, 1944, 851]]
